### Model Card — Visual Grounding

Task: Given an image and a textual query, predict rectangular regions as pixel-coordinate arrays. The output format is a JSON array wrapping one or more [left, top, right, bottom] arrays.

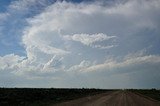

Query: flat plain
[[0, 88, 160, 106]]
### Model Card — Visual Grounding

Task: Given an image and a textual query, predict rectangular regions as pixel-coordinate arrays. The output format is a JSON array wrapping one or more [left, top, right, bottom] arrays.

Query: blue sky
[[0, 0, 160, 88]]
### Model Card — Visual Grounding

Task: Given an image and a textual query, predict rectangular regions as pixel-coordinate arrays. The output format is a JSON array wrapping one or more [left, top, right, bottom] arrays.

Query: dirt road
[[53, 91, 160, 106]]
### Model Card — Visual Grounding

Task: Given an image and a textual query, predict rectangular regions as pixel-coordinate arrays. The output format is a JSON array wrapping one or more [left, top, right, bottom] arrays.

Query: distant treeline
[[0, 88, 112, 106]]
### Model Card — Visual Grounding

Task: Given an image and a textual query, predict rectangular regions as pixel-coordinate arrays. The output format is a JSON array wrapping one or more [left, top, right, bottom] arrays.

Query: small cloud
[[64, 33, 116, 49], [93, 44, 117, 49]]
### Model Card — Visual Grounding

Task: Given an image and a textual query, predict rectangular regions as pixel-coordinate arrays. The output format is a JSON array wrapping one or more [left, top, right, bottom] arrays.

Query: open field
[[0, 88, 109, 106], [0, 88, 160, 106]]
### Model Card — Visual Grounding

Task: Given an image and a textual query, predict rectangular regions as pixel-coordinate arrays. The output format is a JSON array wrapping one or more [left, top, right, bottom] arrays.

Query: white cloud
[[93, 44, 116, 49], [43, 55, 64, 71], [67, 60, 93, 72], [64, 33, 115, 46], [83, 55, 160, 74], [0, 54, 25, 70], [63, 33, 116, 49]]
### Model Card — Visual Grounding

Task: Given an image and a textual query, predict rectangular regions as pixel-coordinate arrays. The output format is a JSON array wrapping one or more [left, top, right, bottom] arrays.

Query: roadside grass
[[129, 89, 160, 101]]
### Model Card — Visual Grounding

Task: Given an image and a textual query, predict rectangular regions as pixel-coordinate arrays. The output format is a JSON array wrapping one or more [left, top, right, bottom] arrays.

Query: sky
[[0, 0, 160, 89]]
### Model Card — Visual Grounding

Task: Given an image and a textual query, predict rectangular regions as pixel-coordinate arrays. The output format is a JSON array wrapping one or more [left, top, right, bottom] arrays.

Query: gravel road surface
[[52, 91, 160, 106]]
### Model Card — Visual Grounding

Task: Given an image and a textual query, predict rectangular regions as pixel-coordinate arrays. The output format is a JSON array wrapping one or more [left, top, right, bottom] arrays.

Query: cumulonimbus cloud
[[0, 0, 160, 88]]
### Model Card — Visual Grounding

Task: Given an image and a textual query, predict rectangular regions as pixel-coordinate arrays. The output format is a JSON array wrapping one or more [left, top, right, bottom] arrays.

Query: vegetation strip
[[0, 88, 112, 106]]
